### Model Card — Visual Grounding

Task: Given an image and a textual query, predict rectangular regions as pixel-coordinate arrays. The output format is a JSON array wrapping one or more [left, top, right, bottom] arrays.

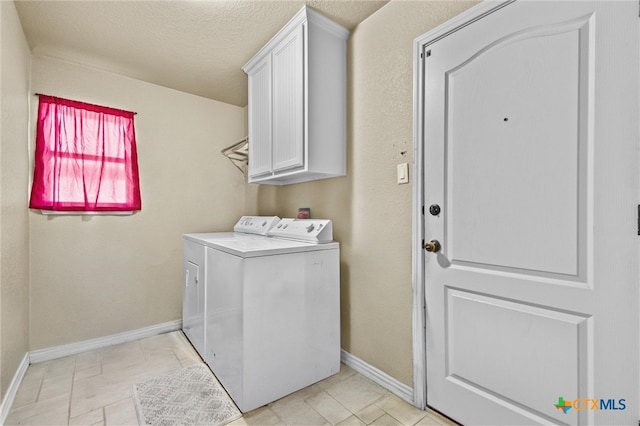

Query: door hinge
[[422, 205, 425, 215], [637, 205, 640, 235]]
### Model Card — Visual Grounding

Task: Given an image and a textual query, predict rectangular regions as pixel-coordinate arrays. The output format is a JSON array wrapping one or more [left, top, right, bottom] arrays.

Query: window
[[29, 95, 141, 212]]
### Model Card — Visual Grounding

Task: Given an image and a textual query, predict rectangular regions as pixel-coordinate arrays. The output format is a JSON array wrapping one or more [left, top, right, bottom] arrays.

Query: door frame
[[410, 0, 517, 410]]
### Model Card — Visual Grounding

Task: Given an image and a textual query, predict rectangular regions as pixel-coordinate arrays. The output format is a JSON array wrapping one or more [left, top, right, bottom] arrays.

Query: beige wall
[[0, 1, 31, 398], [257, 0, 478, 386], [29, 56, 247, 350]]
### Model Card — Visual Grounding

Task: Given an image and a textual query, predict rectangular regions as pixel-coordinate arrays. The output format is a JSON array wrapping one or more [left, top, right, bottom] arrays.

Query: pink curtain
[[29, 95, 141, 211]]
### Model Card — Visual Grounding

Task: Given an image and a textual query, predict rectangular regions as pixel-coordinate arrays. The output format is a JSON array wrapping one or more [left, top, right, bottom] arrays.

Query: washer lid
[[205, 236, 338, 258], [183, 232, 238, 245]]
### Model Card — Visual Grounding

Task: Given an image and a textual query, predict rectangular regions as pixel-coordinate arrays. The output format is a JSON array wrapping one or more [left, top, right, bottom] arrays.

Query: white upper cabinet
[[243, 6, 349, 185]]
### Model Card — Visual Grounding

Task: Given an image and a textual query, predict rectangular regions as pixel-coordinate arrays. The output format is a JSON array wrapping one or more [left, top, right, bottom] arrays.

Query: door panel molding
[[444, 286, 591, 426], [442, 14, 594, 284]]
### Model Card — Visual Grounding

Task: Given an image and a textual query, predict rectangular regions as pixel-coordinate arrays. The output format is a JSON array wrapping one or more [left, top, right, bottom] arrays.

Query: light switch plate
[[397, 163, 409, 184]]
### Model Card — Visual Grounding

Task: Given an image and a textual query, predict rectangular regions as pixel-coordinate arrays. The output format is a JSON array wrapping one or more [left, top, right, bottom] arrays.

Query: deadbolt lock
[[424, 240, 441, 253]]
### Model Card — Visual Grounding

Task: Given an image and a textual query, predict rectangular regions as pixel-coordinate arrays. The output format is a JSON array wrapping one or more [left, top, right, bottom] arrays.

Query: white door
[[421, 2, 639, 425]]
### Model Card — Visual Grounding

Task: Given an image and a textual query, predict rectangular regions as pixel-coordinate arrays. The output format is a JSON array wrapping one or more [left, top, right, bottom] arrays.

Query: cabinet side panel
[[307, 23, 347, 176]]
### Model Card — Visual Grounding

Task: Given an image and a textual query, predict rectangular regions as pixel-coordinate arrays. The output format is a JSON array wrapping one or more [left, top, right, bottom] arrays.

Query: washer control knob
[[306, 224, 315, 232]]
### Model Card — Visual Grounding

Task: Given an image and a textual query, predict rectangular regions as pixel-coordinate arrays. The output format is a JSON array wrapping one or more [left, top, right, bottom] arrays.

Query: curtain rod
[[34, 93, 137, 115]]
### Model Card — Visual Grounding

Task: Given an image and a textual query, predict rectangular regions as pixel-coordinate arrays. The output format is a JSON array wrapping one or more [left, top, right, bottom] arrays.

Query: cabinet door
[[272, 24, 305, 172], [247, 56, 272, 178]]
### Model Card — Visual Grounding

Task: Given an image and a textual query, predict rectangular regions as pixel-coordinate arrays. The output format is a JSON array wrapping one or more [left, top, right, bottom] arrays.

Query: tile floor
[[6, 331, 457, 426]]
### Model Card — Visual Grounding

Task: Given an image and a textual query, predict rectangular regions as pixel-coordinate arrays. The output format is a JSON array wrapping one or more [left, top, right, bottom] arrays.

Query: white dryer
[[182, 217, 340, 412]]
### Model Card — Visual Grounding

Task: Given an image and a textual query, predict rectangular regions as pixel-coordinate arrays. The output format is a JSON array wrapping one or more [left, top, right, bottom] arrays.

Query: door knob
[[424, 240, 441, 253]]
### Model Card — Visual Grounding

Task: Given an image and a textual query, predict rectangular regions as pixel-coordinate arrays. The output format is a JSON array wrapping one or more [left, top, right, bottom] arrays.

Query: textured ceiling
[[14, 0, 389, 106]]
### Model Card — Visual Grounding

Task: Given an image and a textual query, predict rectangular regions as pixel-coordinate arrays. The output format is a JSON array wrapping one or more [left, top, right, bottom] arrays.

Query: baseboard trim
[[0, 353, 30, 425], [4, 328, 411, 421], [340, 350, 414, 405], [29, 319, 182, 364], [1, 321, 182, 422]]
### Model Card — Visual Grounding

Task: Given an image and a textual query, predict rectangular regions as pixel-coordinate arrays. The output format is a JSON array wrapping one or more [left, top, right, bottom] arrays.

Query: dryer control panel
[[268, 218, 333, 243], [234, 216, 281, 235]]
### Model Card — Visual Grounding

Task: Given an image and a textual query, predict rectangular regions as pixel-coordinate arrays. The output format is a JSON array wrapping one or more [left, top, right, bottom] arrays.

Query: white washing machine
[[182, 216, 280, 358], [182, 216, 340, 412]]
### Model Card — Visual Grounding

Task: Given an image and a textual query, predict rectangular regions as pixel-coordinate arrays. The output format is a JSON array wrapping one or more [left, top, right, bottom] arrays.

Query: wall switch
[[397, 163, 409, 184]]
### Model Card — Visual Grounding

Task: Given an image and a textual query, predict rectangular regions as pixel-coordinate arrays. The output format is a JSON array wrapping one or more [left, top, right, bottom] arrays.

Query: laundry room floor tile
[[6, 331, 458, 426], [323, 373, 388, 414], [305, 390, 353, 425], [104, 397, 139, 425], [68, 407, 104, 426], [375, 395, 428, 425]]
